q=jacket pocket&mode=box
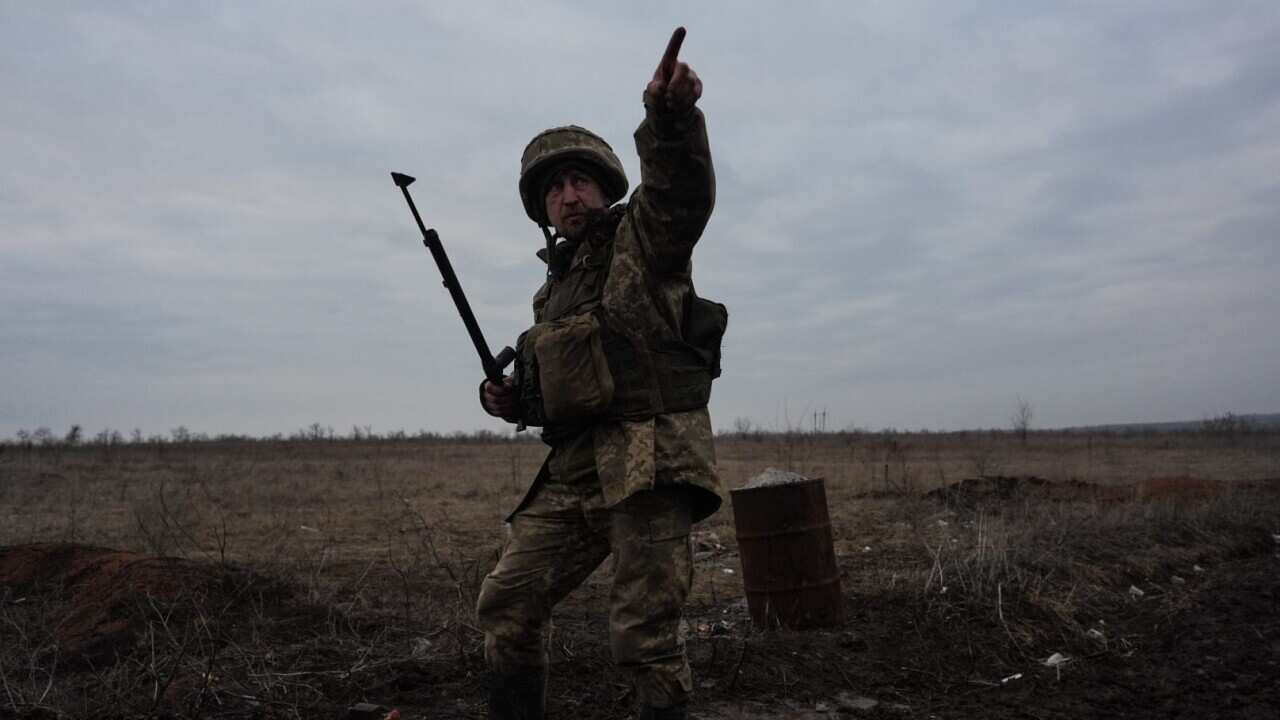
[533,313,616,422]
[684,295,728,378]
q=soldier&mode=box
[475,27,726,720]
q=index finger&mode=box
[657,27,686,76]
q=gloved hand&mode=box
[479,376,520,423]
[644,27,701,116]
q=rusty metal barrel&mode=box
[730,477,843,629]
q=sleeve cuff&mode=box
[642,93,699,139]
[479,378,495,417]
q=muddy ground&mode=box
[1,435,1278,718]
[5,476,1274,717]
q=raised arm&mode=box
[630,27,716,275]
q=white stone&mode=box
[1044,652,1070,667]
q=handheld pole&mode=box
[391,171,515,383]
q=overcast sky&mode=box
[3,1,1278,438]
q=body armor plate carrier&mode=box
[514,214,726,439]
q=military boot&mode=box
[637,702,689,720]
[487,668,546,720]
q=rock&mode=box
[694,531,723,552]
[347,704,393,720]
[1043,652,1070,667]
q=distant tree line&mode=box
[4,410,1274,451]
[718,410,1276,440]
[1198,412,1257,436]
[3,423,537,449]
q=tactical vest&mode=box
[515,210,726,438]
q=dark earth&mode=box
[2,478,1278,719]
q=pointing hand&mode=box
[645,27,702,115]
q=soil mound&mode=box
[925,475,1086,505]
[0,543,294,665]
[926,475,1276,507]
[1132,475,1238,500]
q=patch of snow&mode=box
[740,467,810,489]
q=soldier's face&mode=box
[544,166,606,239]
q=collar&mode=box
[535,205,625,266]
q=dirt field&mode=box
[1,430,1278,719]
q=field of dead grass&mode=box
[1,430,1277,718]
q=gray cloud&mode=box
[3,1,1278,437]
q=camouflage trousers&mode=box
[475,481,694,708]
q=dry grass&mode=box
[1,430,1278,718]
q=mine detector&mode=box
[390,171,516,384]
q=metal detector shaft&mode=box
[391,171,515,384]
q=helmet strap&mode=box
[541,224,560,282]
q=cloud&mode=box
[2,1,1279,437]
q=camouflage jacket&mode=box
[524,106,722,523]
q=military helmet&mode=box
[519,125,628,225]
